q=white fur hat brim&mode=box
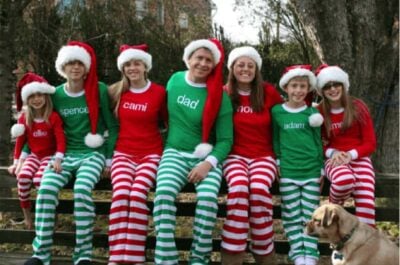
[183,39,221,69]
[21,82,55,102]
[317,66,349,92]
[279,68,317,90]
[227,46,262,70]
[117,49,152,72]
[55,45,91,78]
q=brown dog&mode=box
[305,203,399,265]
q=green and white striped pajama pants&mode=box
[31,152,105,265]
[279,178,320,262]
[153,148,222,265]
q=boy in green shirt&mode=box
[271,65,324,265]
[25,41,118,265]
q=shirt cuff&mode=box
[105,159,112,167]
[325,148,337,158]
[348,149,358,160]
[20,152,29,160]
[276,159,280,166]
[13,159,19,165]
[54,152,64,160]
[321,168,325,176]
[205,155,218,168]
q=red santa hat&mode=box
[55,41,103,148]
[117,44,152,72]
[227,46,262,70]
[15,72,55,112]
[315,64,350,93]
[182,38,222,69]
[182,38,224,158]
[279,64,317,90]
[12,72,55,138]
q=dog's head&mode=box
[305,203,357,242]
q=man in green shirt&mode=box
[153,39,233,265]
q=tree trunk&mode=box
[0,0,31,165]
[291,0,399,174]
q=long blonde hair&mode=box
[108,61,148,117]
[25,94,53,128]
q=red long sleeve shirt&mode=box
[319,99,376,159]
[114,82,167,157]
[230,83,283,158]
[14,111,66,160]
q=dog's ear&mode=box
[322,206,338,227]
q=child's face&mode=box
[123,59,147,84]
[284,77,310,106]
[64,60,86,81]
[322,82,344,104]
[232,56,257,86]
[27,93,46,110]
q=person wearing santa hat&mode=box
[8,72,65,230]
[152,38,233,264]
[24,41,118,265]
[315,64,376,227]
[219,46,283,265]
[271,65,324,265]
[107,44,167,265]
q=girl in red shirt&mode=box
[8,72,65,229]
[107,44,167,265]
[316,64,376,226]
[221,46,283,265]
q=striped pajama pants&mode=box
[31,152,105,265]
[325,157,375,226]
[280,178,320,261]
[17,154,51,209]
[221,155,276,256]
[108,152,160,264]
[153,148,222,265]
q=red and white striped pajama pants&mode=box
[221,154,277,255]
[108,152,160,264]
[17,154,51,209]
[325,156,375,226]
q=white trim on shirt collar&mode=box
[185,71,206,88]
[129,81,151,94]
[331,107,344,114]
[238,89,251,96]
[63,84,85,97]
[282,103,307,113]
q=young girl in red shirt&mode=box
[8,72,65,229]
[316,64,376,226]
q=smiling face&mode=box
[322,82,344,106]
[63,60,86,81]
[27,92,46,110]
[284,76,310,108]
[187,48,215,83]
[123,59,147,85]
[232,56,256,88]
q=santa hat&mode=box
[280,65,323,127]
[182,39,222,69]
[182,38,224,158]
[117,44,152,72]
[55,41,104,148]
[15,72,55,112]
[279,64,317,90]
[227,46,262,70]
[315,64,350,92]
